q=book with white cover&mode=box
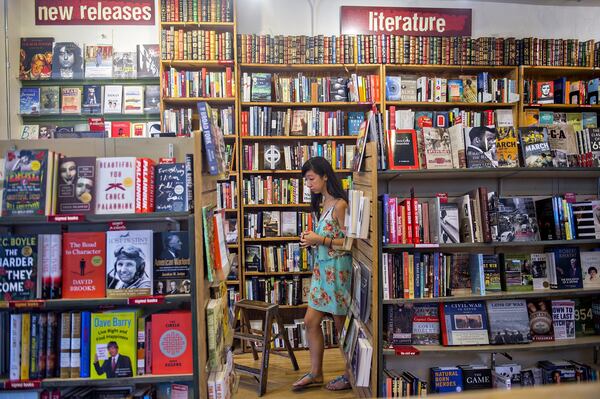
[94,157,136,214]
[103,85,123,114]
[122,85,144,115]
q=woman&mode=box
[293,157,352,391]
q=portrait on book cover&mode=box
[93,341,133,378]
[107,245,152,290]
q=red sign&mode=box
[394,345,420,356]
[4,380,42,390]
[340,6,471,37]
[48,214,84,223]
[10,300,44,310]
[108,221,127,231]
[128,296,165,305]
[35,0,155,25]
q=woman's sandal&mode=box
[292,372,324,391]
[325,375,352,391]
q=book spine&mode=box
[145,318,152,375]
[59,312,71,379]
[185,153,194,212]
[20,313,31,381]
[478,187,492,243]
[137,316,146,375]
[70,312,81,378]
[46,312,58,378]
[29,313,39,380]
[80,311,91,378]
[37,313,47,379]
[135,158,143,213]
[9,314,22,381]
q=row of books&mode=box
[382,246,600,301]
[340,291,373,388]
[19,84,159,116]
[237,34,595,67]
[0,310,192,381]
[162,67,235,98]
[216,180,237,210]
[160,28,233,61]
[164,103,234,138]
[240,107,364,137]
[385,298,600,348]
[19,120,162,140]
[2,151,193,217]
[0,231,191,301]
[388,108,506,133]
[243,211,312,239]
[20,39,158,81]
[243,142,355,171]
[201,206,231,283]
[242,176,309,205]
[161,0,233,23]
[385,74,518,103]
[163,107,193,136]
[244,275,309,306]
[0,383,192,399]
[524,110,597,129]
[244,244,312,274]
[248,317,338,351]
[524,77,600,105]
[197,102,230,176]
[242,72,380,103]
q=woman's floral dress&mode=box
[308,203,352,315]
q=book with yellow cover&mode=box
[90,311,137,379]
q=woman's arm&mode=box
[328,200,349,250]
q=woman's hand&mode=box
[300,230,322,248]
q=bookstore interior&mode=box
[4,0,600,398]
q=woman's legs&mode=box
[325,314,352,391]
[292,306,325,387]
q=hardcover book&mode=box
[90,311,137,379]
[530,253,550,290]
[82,85,102,114]
[61,87,82,114]
[496,197,540,242]
[547,124,577,167]
[347,112,365,135]
[536,81,554,104]
[483,254,501,292]
[3,149,49,216]
[440,301,490,346]
[486,299,531,344]
[244,245,262,272]
[580,251,600,288]
[439,203,460,244]
[112,52,137,79]
[0,235,38,301]
[51,42,83,80]
[411,303,440,345]
[464,126,497,168]
[539,111,554,126]
[106,230,153,298]
[548,247,582,289]
[19,37,53,80]
[389,303,414,345]
[20,88,41,115]
[40,86,60,114]
[281,212,298,237]
[399,75,417,102]
[84,45,113,78]
[122,86,144,115]
[527,299,554,341]
[20,125,39,140]
[422,127,453,169]
[290,110,308,136]
[57,156,96,214]
[519,127,553,167]
[151,311,193,374]
[144,85,160,114]
[329,77,348,101]
[496,127,518,168]
[387,129,419,170]
[103,85,123,114]
[460,75,477,102]
[385,76,402,101]
[39,124,56,139]
[551,299,575,340]
[447,79,463,102]
[137,44,160,78]
[94,157,136,214]
[574,298,596,336]
[251,73,272,102]
[155,163,187,212]
[111,121,131,138]
[500,253,533,292]
[153,232,190,296]
[262,211,281,237]
[459,365,492,390]
[62,232,106,299]
[431,367,463,393]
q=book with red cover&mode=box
[111,121,131,138]
[151,311,193,374]
[62,232,106,298]
[88,117,105,132]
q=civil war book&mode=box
[439,301,490,346]
[106,230,153,298]
[411,303,440,345]
[486,299,531,345]
[387,303,414,345]
[0,235,38,301]
[422,127,453,169]
[19,37,53,80]
[3,149,49,216]
[153,232,191,296]
[51,42,83,80]
[57,156,96,214]
[61,232,106,299]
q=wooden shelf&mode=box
[382,336,600,356]
[523,103,600,110]
[241,101,375,108]
[0,212,190,225]
[162,97,236,104]
[280,304,308,309]
[20,114,159,122]
[0,295,191,311]
[227,244,239,248]
[244,236,301,242]
[240,135,357,141]
[19,77,159,86]
[385,64,517,73]
[382,288,600,305]
[383,238,600,250]
[243,203,310,209]
[242,169,352,174]
[226,280,240,285]
[239,63,381,71]
[386,101,516,108]
[160,60,234,68]
[378,167,600,181]
[244,271,312,276]
[160,21,234,28]
[219,208,238,213]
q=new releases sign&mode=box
[340,6,471,37]
[35,0,155,25]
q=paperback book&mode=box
[82,85,102,114]
[486,299,531,344]
[57,156,96,214]
[137,44,159,78]
[51,42,84,80]
[440,301,490,346]
[155,163,187,212]
[85,45,113,78]
[40,86,60,114]
[90,311,137,378]
[0,235,38,301]
[527,299,554,341]
[61,232,106,299]
[61,87,82,114]
[551,299,575,340]
[106,230,153,298]
[465,126,498,168]
[3,149,49,216]
[19,37,53,80]
[112,52,137,79]
[94,157,136,214]
[151,311,193,374]
[20,88,41,115]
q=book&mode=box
[151,311,193,374]
[111,121,131,138]
[19,125,39,140]
[90,311,136,378]
[82,85,102,114]
[153,232,191,295]
[447,79,463,102]
[57,156,96,214]
[84,45,113,78]
[448,124,466,168]
[486,299,531,344]
[496,127,518,167]
[347,112,365,135]
[112,51,137,79]
[198,102,227,175]
[500,253,533,292]
[527,299,554,341]
[580,251,600,288]
[3,149,50,216]
[530,253,550,290]
[422,127,453,169]
[39,124,56,139]
[547,124,577,167]
[61,87,82,114]
[263,144,281,170]
[80,311,91,378]
[122,86,145,115]
[496,197,539,242]
[70,312,82,377]
[523,109,540,126]
[40,86,60,114]
[539,111,554,126]
[519,127,553,167]
[51,42,84,80]
[465,126,497,168]
[144,85,161,114]
[411,303,440,345]
[386,129,419,170]
[106,230,153,298]
[459,365,492,390]
[103,85,123,114]
[439,203,460,244]
[431,367,463,393]
[20,87,41,115]
[262,211,281,237]
[281,212,298,237]
[155,163,187,212]
[460,75,478,102]
[0,235,38,301]
[251,73,272,102]
[551,299,576,340]
[537,81,554,104]
[19,37,53,80]
[548,246,582,289]
[574,298,596,336]
[137,44,160,78]
[439,301,490,346]
[400,75,417,102]
[245,245,262,272]
[385,76,402,101]
[62,232,106,299]
[94,157,136,214]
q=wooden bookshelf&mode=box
[239,63,381,71]
[243,236,301,243]
[162,97,236,104]
[241,169,352,174]
[242,203,311,209]
[1,374,194,389]
[378,167,600,181]
[240,101,375,108]
[161,21,235,28]
[383,239,600,251]
[240,135,358,141]
[386,101,516,108]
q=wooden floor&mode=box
[233,348,356,399]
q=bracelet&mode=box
[322,236,326,245]
[329,238,333,248]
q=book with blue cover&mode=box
[197,102,226,175]
[80,311,91,378]
[547,246,582,289]
[347,112,365,135]
[385,76,402,101]
[440,301,490,346]
[587,78,599,105]
[155,163,187,212]
[82,85,102,114]
[20,87,41,115]
[250,73,272,102]
[430,367,463,393]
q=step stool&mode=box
[232,299,299,396]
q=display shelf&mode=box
[385,101,516,108]
[0,294,191,311]
[385,64,517,73]
[10,374,193,389]
[243,271,312,276]
[243,236,301,243]
[239,63,381,71]
[160,60,234,68]
[383,238,600,250]
[0,212,190,225]
[240,135,358,141]
[160,21,234,28]
[377,167,600,181]
[381,288,600,305]
[226,280,240,285]
[522,103,600,110]
[381,336,600,356]
[162,97,236,104]
[241,101,375,108]
[241,169,352,174]
[19,77,159,86]
[20,114,160,122]
[242,203,311,209]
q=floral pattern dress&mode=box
[308,204,352,315]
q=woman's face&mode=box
[60,161,77,184]
[116,258,138,283]
[58,46,75,68]
[304,170,326,195]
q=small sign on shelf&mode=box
[394,345,420,356]
[127,296,166,305]
[48,214,84,223]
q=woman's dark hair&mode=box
[301,157,348,217]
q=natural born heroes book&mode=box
[439,301,490,346]
[57,156,96,215]
[62,232,106,299]
[90,311,137,379]
[106,230,153,298]
[0,235,38,301]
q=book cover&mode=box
[39,234,62,300]
[144,85,160,114]
[40,86,60,114]
[496,127,518,168]
[262,211,281,237]
[547,124,577,167]
[447,79,463,102]
[451,253,472,295]
[111,121,131,138]
[574,298,596,336]
[80,311,91,378]
[523,109,540,126]
[539,111,554,126]
[496,197,540,242]
[549,247,583,289]
[431,367,463,393]
[197,102,227,175]
[290,110,308,136]
[281,212,298,237]
[385,76,401,101]
[51,42,83,80]
[39,124,56,139]
[57,156,96,214]
[501,253,533,292]
[122,86,144,115]
[347,112,365,135]
[91,311,137,378]
[571,202,596,239]
[151,311,193,374]
[94,157,136,214]
[387,129,419,170]
[389,303,414,345]
[155,163,187,212]
[19,37,53,80]
[103,85,123,114]
[3,149,49,216]
[440,301,490,346]
[244,245,262,272]
[460,365,493,390]
[20,125,39,140]
[422,127,453,169]
[399,75,417,102]
[551,299,575,340]
[70,312,82,378]
[460,75,477,102]
[536,81,554,104]
[464,126,497,168]
[106,230,153,297]
[580,251,600,288]
[62,232,106,299]
[112,52,137,79]
[137,44,160,78]
[531,253,550,290]
[486,299,531,344]
[61,87,82,114]
[250,73,272,102]
[483,254,502,292]
[0,235,38,301]
[329,76,348,102]
[84,45,113,78]
[527,299,554,341]
[263,144,281,170]
[225,217,238,243]
[439,203,460,244]
[448,124,466,168]
[20,87,41,115]
[411,303,440,345]
[82,85,102,114]
[582,112,598,129]
[153,232,190,295]
[519,127,553,167]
